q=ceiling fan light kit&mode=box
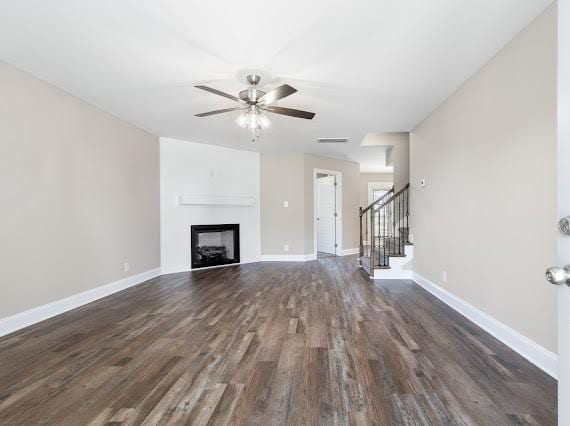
[236,106,270,130]
[195,73,315,142]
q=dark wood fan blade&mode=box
[195,107,243,117]
[258,84,297,105]
[195,85,243,103]
[263,106,315,119]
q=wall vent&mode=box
[317,138,348,143]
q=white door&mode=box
[556,3,570,423]
[317,176,336,254]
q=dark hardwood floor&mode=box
[0,256,557,425]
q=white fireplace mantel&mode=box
[177,194,256,207]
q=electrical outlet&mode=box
[284,244,289,252]
[442,270,447,283]
[124,262,130,272]
[283,201,289,208]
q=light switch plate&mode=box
[283,201,289,208]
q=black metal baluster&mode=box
[391,196,394,255]
[378,207,385,266]
[406,188,410,243]
[397,193,400,254]
[378,205,382,267]
[378,207,382,266]
[400,191,404,253]
[404,188,407,243]
[359,208,363,262]
[398,195,402,254]
[384,203,388,266]
[370,208,375,268]
[365,210,368,252]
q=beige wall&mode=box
[260,153,360,255]
[359,173,393,207]
[361,132,407,191]
[410,6,557,352]
[260,153,306,255]
[0,62,160,318]
[391,136,410,191]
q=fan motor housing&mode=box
[238,88,266,103]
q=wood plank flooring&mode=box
[0,256,557,425]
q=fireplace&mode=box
[191,224,240,269]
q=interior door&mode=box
[317,176,336,254]
[557,3,570,423]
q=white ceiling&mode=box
[0,0,553,173]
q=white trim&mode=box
[177,194,256,206]
[412,272,558,379]
[261,254,317,262]
[313,168,343,258]
[0,268,161,338]
[340,248,360,256]
[374,269,413,280]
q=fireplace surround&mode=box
[191,224,240,269]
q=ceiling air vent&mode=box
[317,138,348,143]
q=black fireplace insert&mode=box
[191,224,240,269]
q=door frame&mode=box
[313,168,342,258]
[557,1,569,422]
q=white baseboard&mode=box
[374,269,413,280]
[339,247,359,256]
[263,249,359,261]
[0,267,161,338]
[161,259,259,275]
[412,272,558,379]
[261,254,316,262]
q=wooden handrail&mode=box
[360,183,409,216]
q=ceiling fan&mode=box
[194,74,315,141]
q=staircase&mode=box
[359,183,413,279]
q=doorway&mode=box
[314,169,342,259]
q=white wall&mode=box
[160,138,261,273]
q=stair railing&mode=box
[359,183,410,272]
[359,187,393,260]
